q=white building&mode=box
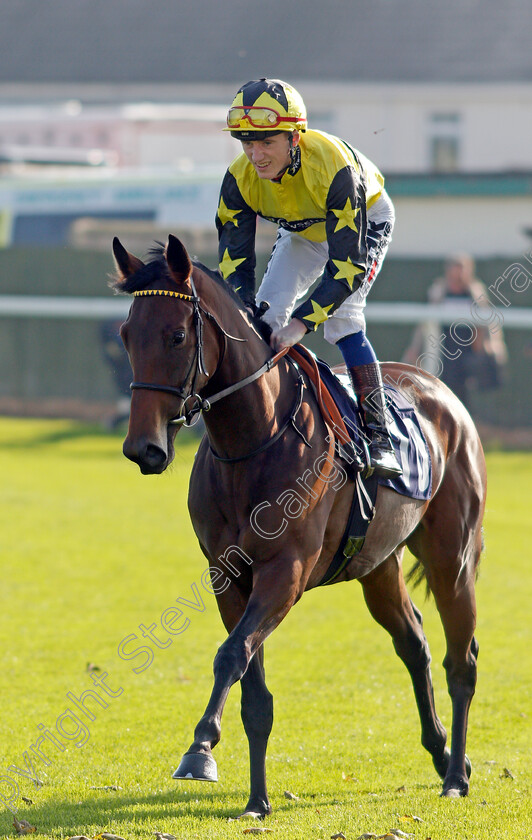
[0,0,531,256]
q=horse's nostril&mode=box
[123,437,168,473]
[143,443,167,471]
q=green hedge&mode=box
[1,246,531,425]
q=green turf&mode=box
[0,418,530,839]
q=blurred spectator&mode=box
[403,254,507,410]
[100,318,131,428]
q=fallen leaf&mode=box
[331,833,346,839]
[342,771,358,782]
[242,829,274,835]
[95,834,127,840]
[177,669,192,682]
[500,767,514,779]
[90,785,121,791]
[21,797,33,806]
[284,790,299,800]
[13,818,36,836]
[357,834,378,839]
[86,662,101,672]
[395,785,406,793]
[65,836,92,840]
[389,830,414,838]
[399,815,424,823]
[154,834,177,840]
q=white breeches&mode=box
[256,189,394,345]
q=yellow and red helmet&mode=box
[225,78,307,139]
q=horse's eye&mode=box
[171,330,186,346]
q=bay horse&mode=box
[112,234,486,817]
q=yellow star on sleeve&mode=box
[331,197,360,233]
[217,197,242,227]
[303,299,334,326]
[219,248,246,279]
[332,256,365,289]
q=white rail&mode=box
[0,296,530,327]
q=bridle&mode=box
[128,276,308,460]
[130,274,222,425]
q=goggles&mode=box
[227,105,304,130]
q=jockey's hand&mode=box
[270,318,307,352]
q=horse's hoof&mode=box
[441,776,469,798]
[238,812,265,821]
[441,787,462,798]
[172,752,218,782]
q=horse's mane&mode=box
[110,243,272,342]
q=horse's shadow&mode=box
[2,782,413,835]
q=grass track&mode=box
[0,418,530,839]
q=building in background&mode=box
[0,0,531,255]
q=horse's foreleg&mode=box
[173,559,302,814]
[172,581,249,784]
[359,552,449,778]
[240,645,273,817]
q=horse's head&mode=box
[112,234,221,474]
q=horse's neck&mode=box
[198,277,291,460]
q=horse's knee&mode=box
[393,625,431,673]
[443,643,478,696]
[213,638,250,685]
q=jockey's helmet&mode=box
[225,78,307,140]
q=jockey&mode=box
[216,77,401,478]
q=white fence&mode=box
[0,295,530,327]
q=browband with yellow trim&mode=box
[132,289,197,302]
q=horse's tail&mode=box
[406,557,431,599]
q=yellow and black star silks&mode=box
[215,128,385,322]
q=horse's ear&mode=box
[165,234,193,284]
[112,237,145,280]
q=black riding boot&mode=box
[349,362,402,478]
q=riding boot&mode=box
[348,362,402,478]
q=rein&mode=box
[209,354,310,463]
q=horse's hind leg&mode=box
[407,473,483,797]
[360,550,449,778]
